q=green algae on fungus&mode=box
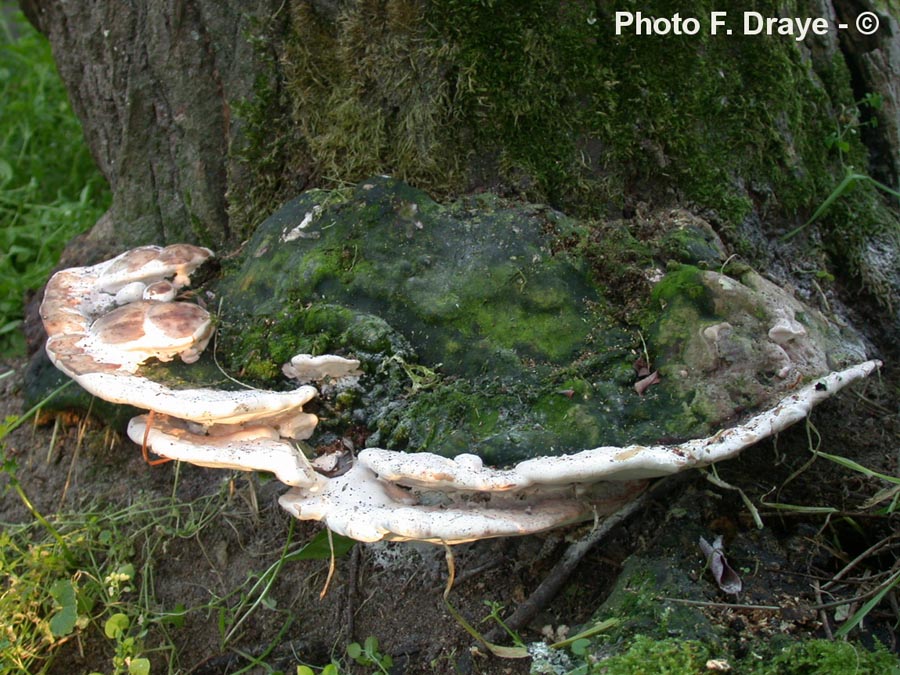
[212,177,867,466]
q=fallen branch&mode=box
[482,476,684,642]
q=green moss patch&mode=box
[230,0,900,329]
[210,178,863,464]
[216,177,712,463]
[233,1,870,229]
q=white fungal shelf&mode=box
[41,245,884,544]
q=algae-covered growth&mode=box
[215,177,863,466]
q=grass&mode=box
[0,405,229,674]
[0,11,110,355]
[782,92,900,242]
[0,452,357,674]
[0,366,361,674]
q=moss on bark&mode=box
[229,1,899,333]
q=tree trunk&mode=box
[19,0,283,252]
[19,0,900,354]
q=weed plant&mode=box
[0,11,110,354]
[0,375,359,674]
[0,383,219,674]
[782,92,900,241]
[0,436,227,673]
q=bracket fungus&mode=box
[282,353,362,385]
[39,186,884,545]
[40,244,317,433]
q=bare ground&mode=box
[1,353,897,674]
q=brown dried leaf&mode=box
[699,535,742,595]
[634,370,661,395]
[633,356,651,378]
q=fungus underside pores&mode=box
[40,244,883,544]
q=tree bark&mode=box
[18,1,900,353]
[19,0,282,253]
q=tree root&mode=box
[483,474,688,643]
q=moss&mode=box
[216,302,408,386]
[231,0,899,320]
[464,279,593,364]
[583,637,900,675]
[588,636,711,675]
[598,556,720,644]
[231,1,899,318]
[645,265,717,369]
[656,225,725,268]
[753,640,900,675]
[571,539,900,675]
[650,265,712,313]
[372,380,501,456]
[232,0,878,237]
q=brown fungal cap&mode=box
[143,280,177,302]
[45,334,122,376]
[41,245,216,378]
[88,300,213,366]
[96,244,213,294]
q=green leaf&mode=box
[217,606,228,641]
[159,603,187,628]
[129,657,151,675]
[284,529,355,562]
[550,617,619,649]
[346,642,362,660]
[864,483,900,512]
[0,320,23,335]
[364,635,379,654]
[815,450,900,485]
[570,638,591,656]
[781,170,867,241]
[321,663,339,675]
[834,570,900,639]
[443,597,530,659]
[296,667,315,675]
[48,578,78,637]
[104,612,130,639]
[863,92,883,110]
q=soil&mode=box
[1,351,897,675]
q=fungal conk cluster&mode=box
[41,245,883,544]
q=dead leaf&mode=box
[634,370,661,395]
[633,356,651,377]
[699,535,742,595]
